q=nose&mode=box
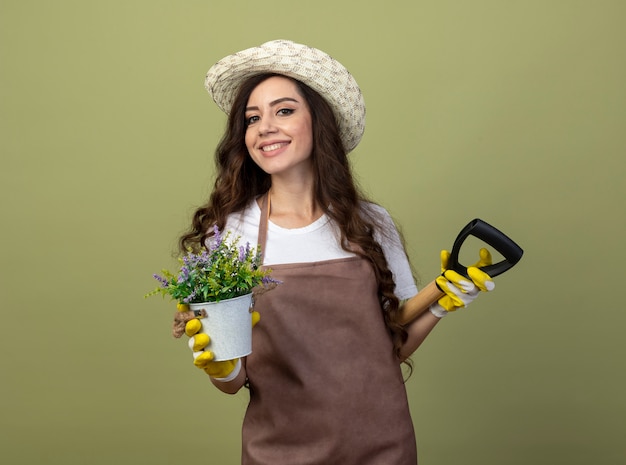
[258,115,277,136]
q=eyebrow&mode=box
[245,97,300,112]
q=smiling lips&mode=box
[261,142,289,152]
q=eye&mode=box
[245,115,260,126]
[277,108,294,116]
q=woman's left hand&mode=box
[430,248,495,317]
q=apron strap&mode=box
[257,192,270,264]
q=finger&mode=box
[467,266,495,292]
[472,248,493,268]
[251,311,261,328]
[204,359,238,378]
[190,333,210,352]
[193,350,215,369]
[440,250,451,273]
[436,275,466,307]
[185,318,202,337]
[436,294,458,312]
[442,270,476,293]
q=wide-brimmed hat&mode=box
[204,39,366,153]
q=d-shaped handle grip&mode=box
[399,218,523,326]
[448,219,524,278]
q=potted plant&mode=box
[146,226,279,360]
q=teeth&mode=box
[262,143,285,152]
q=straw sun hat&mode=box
[204,39,366,153]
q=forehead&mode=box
[247,75,301,102]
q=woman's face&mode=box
[244,76,313,178]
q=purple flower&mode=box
[182,290,197,304]
[208,225,222,252]
[177,266,189,284]
[147,223,280,304]
[153,273,169,288]
[262,275,282,285]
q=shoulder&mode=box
[226,199,260,227]
[359,201,394,224]
[359,200,389,216]
[359,201,399,238]
[202,199,261,249]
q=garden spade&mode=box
[400,219,523,325]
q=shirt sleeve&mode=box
[368,204,418,301]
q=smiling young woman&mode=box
[173,40,495,465]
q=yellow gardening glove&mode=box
[174,303,260,380]
[430,248,495,317]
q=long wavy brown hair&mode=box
[180,73,411,365]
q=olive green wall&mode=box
[2,1,624,464]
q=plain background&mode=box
[1,1,625,464]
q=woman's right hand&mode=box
[184,312,241,379]
[173,303,260,380]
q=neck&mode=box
[266,179,322,229]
